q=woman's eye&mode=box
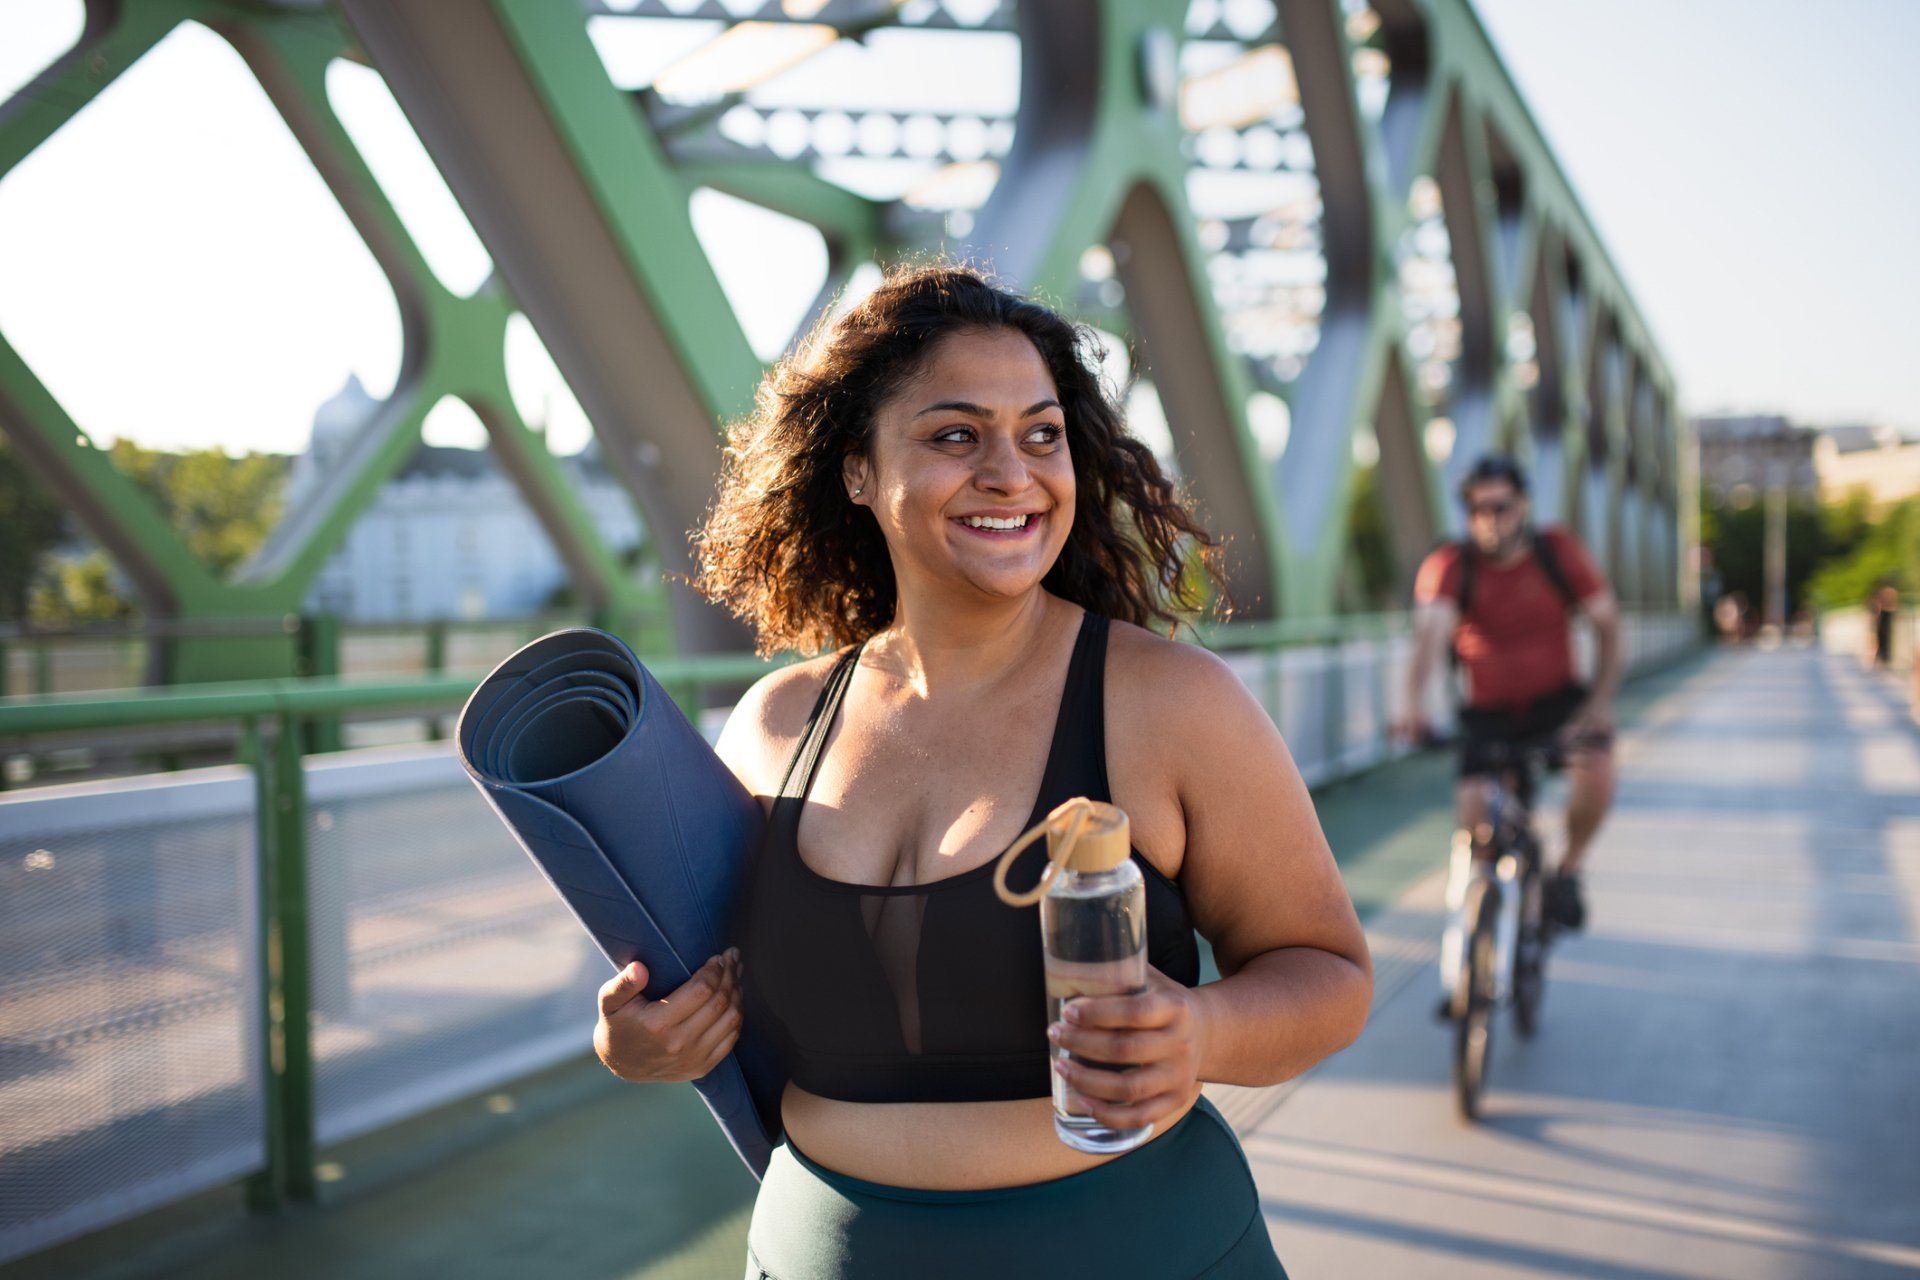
[930,423,1061,446]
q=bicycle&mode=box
[1440,736,1562,1121]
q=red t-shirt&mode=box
[1414,526,1607,711]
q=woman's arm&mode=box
[1172,644,1373,1084]
[1050,636,1371,1128]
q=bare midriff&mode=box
[780,1085,1200,1190]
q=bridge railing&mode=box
[0,611,1698,1263]
[0,613,630,701]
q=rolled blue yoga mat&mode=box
[456,628,785,1178]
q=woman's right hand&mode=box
[593,949,742,1084]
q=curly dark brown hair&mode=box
[693,262,1225,655]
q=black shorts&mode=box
[1456,684,1604,778]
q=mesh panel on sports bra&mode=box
[862,892,928,1053]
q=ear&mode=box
[842,453,872,505]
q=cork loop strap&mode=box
[993,796,1096,908]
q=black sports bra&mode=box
[739,612,1201,1104]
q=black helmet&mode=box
[1458,454,1528,503]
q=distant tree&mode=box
[1808,497,1918,611]
[0,436,67,621]
[28,551,138,625]
[542,535,658,612]
[13,441,291,623]
[1698,485,1833,617]
[1344,462,1398,610]
[1821,489,1876,555]
[108,440,289,576]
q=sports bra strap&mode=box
[777,644,864,801]
[1034,612,1111,804]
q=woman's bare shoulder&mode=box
[713,650,845,799]
[1105,620,1275,760]
[1106,620,1249,713]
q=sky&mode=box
[1469,0,1920,432]
[0,0,1915,461]
[0,10,831,457]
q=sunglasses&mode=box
[1466,498,1516,517]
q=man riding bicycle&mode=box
[1395,454,1623,933]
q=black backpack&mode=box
[1450,529,1582,671]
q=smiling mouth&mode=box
[952,511,1045,540]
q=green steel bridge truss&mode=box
[0,0,1687,683]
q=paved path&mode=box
[1245,647,1920,1279]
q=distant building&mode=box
[293,377,644,622]
[1814,423,1920,513]
[1693,414,1818,505]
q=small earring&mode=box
[851,486,864,498]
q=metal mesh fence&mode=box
[441,626,549,676]
[1279,646,1339,784]
[0,768,263,1264]
[337,624,563,681]
[338,633,429,678]
[1220,641,1426,788]
[1,639,146,698]
[1338,637,1390,774]
[302,744,608,1147]
[1619,610,1697,675]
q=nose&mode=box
[973,432,1032,494]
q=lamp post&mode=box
[1763,457,1787,636]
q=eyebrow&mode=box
[912,399,1062,419]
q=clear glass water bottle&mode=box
[1037,801,1153,1154]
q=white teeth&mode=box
[962,513,1031,530]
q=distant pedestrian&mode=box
[1870,580,1900,668]
[1713,592,1746,646]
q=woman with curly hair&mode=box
[592,262,1369,1278]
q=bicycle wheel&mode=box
[1514,867,1546,1040]
[1452,878,1498,1121]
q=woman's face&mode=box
[848,327,1076,607]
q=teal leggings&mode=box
[743,1097,1286,1279]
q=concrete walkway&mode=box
[1245,647,1920,1279]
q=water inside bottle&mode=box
[1042,884,1154,1154]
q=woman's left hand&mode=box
[1048,966,1209,1133]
